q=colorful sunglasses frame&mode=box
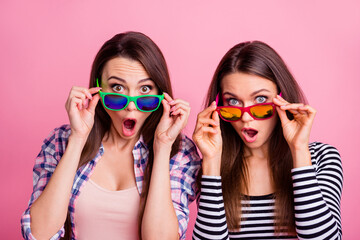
[96,78,164,112]
[215,93,276,121]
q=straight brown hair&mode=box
[62,31,180,239]
[203,41,306,233]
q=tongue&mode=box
[246,130,258,137]
[124,120,135,129]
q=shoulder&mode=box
[43,124,71,141]
[309,142,342,171]
[179,134,197,153]
[171,134,201,167]
[40,124,71,154]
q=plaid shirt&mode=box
[21,124,201,240]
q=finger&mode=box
[212,111,221,130]
[197,118,219,127]
[171,108,188,118]
[68,97,83,112]
[299,105,317,121]
[69,88,93,105]
[199,126,218,134]
[161,98,171,116]
[280,103,305,110]
[273,97,287,107]
[280,104,308,116]
[87,94,100,113]
[274,95,299,108]
[71,86,101,100]
[163,92,174,103]
[299,105,317,114]
[167,98,190,107]
[170,103,190,114]
[89,87,102,94]
[197,101,217,119]
[69,93,88,110]
[83,99,89,109]
[69,91,87,102]
[80,88,93,100]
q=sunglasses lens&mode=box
[250,105,274,119]
[104,95,128,110]
[137,96,161,111]
[219,107,242,121]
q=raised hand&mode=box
[193,101,222,175]
[154,93,190,148]
[274,94,316,152]
[65,86,101,140]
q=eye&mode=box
[226,98,239,106]
[140,85,152,94]
[112,84,124,93]
[255,96,267,103]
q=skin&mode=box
[30,57,189,240]
[193,72,316,195]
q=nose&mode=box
[241,111,254,122]
[126,100,137,111]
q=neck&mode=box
[103,124,140,152]
[243,142,269,161]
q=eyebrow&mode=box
[250,89,272,96]
[107,76,153,84]
[223,89,271,98]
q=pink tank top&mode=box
[74,179,140,240]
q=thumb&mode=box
[88,94,100,114]
[161,99,170,118]
[276,106,289,126]
[212,110,221,131]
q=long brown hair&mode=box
[62,31,180,239]
[204,41,306,233]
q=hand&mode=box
[192,101,222,163]
[154,93,190,149]
[274,94,316,151]
[65,86,101,140]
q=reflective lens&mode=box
[100,91,163,112]
[104,94,127,110]
[218,107,242,121]
[250,105,274,119]
[217,103,275,122]
[137,96,161,111]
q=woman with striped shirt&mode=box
[192,41,342,239]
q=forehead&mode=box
[221,72,277,96]
[102,57,150,81]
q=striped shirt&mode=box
[193,142,342,240]
[21,124,201,240]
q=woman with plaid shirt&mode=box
[21,32,200,240]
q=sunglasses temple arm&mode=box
[96,78,100,88]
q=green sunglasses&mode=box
[97,79,164,112]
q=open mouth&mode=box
[124,119,136,130]
[122,118,137,137]
[241,128,258,143]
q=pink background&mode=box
[1,1,359,239]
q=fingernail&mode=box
[169,100,175,104]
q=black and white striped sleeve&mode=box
[292,142,343,240]
[192,176,230,240]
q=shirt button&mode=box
[137,164,140,168]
